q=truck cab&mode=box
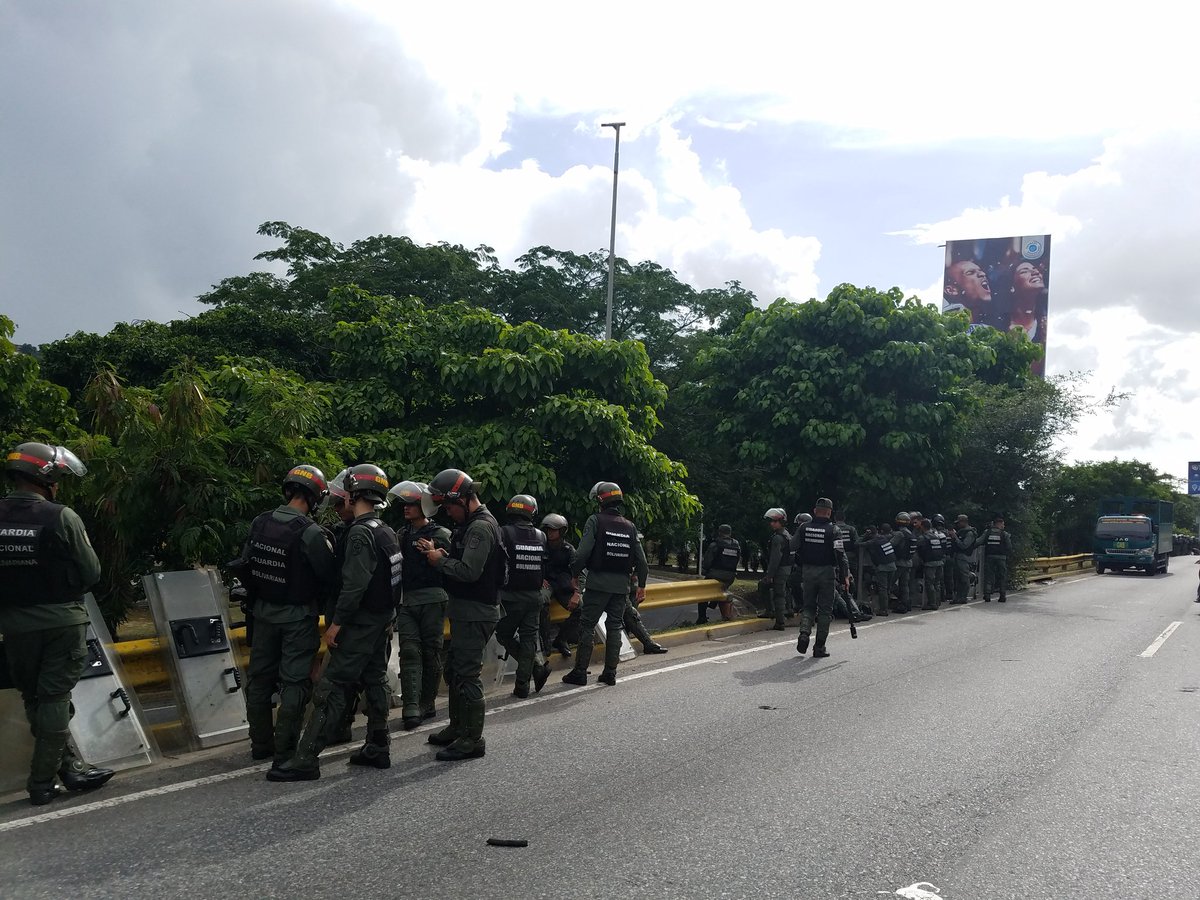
[1093,497,1174,576]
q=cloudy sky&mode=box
[2,1,1197,483]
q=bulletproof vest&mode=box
[710,537,740,572]
[546,540,575,576]
[247,512,320,607]
[985,530,1009,556]
[502,522,548,590]
[360,518,403,613]
[399,522,446,592]
[797,520,839,567]
[588,510,639,574]
[836,524,857,550]
[866,536,896,567]
[918,532,946,563]
[0,497,75,607]
[445,507,504,605]
[894,527,916,561]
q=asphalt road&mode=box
[3,565,1199,900]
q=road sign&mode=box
[1189,461,1200,496]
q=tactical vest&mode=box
[710,537,740,572]
[445,508,504,605]
[918,533,946,563]
[894,527,916,562]
[247,512,320,607]
[589,510,639,574]
[502,522,547,590]
[985,530,1009,557]
[399,522,446,592]
[797,521,839,567]
[866,536,896,567]
[360,518,403,613]
[544,540,577,603]
[0,497,75,607]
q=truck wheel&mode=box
[1096,563,1105,575]
[1145,565,1155,576]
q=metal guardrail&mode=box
[1026,553,1092,582]
[114,578,729,693]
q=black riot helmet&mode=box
[506,494,538,520]
[426,469,477,508]
[5,442,87,487]
[589,481,624,508]
[388,480,440,518]
[345,464,390,504]
[282,464,328,511]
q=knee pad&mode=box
[34,694,72,733]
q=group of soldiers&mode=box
[0,439,661,804]
[696,502,1014,654]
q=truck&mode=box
[1093,497,1174,576]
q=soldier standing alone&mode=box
[981,513,1013,602]
[796,498,845,658]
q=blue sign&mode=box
[1190,461,1200,495]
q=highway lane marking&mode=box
[0,607,948,833]
[1139,621,1182,657]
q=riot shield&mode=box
[70,595,160,771]
[143,569,248,750]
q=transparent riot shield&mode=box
[70,595,160,771]
[594,610,636,662]
[143,569,248,750]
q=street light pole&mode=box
[601,121,625,341]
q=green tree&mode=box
[0,314,78,448]
[1040,459,1178,554]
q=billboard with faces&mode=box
[942,235,1051,377]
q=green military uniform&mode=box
[865,534,897,616]
[981,526,1013,602]
[763,528,792,627]
[428,507,502,758]
[916,528,947,610]
[795,514,841,655]
[951,525,977,603]
[395,520,451,723]
[0,490,102,798]
[242,504,335,764]
[890,525,915,612]
[272,510,398,778]
[568,508,649,682]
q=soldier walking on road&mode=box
[562,481,648,688]
[698,524,739,625]
[495,494,553,699]
[542,514,581,657]
[0,442,113,807]
[389,480,451,730]
[981,513,1013,603]
[950,514,977,604]
[243,465,336,766]
[760,509,792,630]
[420,469,504,761]
[796,498,845,658]
[268,465,400,780]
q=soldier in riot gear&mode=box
[759,508,792,630]
[981,513,1013,602]
[698,524,740,625]
[562,482,648,687]
[419,469,503,761]
[795,498,845,658]
[242,465,337,767]
[496,494,553,698]
[890,512,916,613]
[268,464,400,780]
[0,442,113,806]
[787,512,812,620]
[320,468,362,746]
[542,514,581,657]
[864,524,897,616]
[389,480,451,729]
[950,514,977,604]
[915,517,948,610]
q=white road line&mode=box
[1139,621,1182,658]
[0,607,946,833]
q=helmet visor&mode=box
[321,468,351,511]
[53,447,87,477]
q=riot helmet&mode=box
[718,524,732,536]
[541,513,568,532]
[589,481,623,507]
[282,464,327,511]
[388,480,440,518]
[506,494,538,520]
[345,464,390,505]
[895,511,911,525]
[5,442,87,487]
[763,507,787,522]
[932,514,946,527]
[427,469,477,507]
[793,512,812,526]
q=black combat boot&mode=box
[348,730,391,769]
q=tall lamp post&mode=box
[601,121,625,341]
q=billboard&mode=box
[943,235,1051,377]
[1189,461,1200,496]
